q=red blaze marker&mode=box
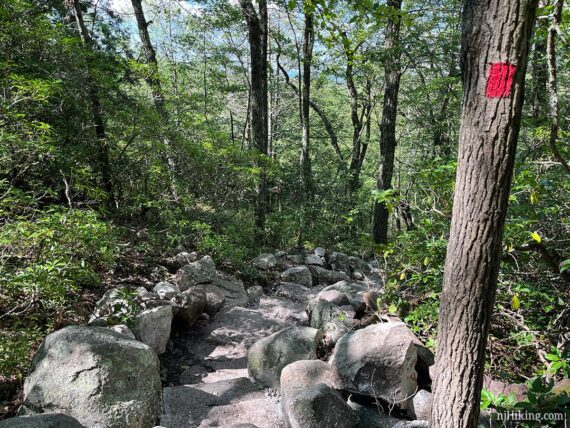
[485,62,516,98]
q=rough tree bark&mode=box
[372,0,402,244]
[300,6,315,195]
[431,1,538,427]
[532,2,548,119]
[240,0,269,244]
[67,0,114,209]
[546,0,570,174]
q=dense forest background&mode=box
[1,0,569,414]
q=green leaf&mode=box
[530,232,541,243]
[388,304,398,314]
[511,295,520,311]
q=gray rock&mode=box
[153,282,179,299]
[179,255,216,290]
[314,247,326,258]
[92,288,138,320]
[321,280,369,296]
[309,266,350,285]
[108,324,135,339]
[174,251,196,266]
[133,305,173,354]
[23,326,161,428]
[281,266,313,287]
[174,288,206,327]
[304,255,324,267]
[307,290,350,312]
[348,256,372,274]
[248,285,265,302]
[286,255,303,265]
[330,322,418,407]
[408,389,432,421]
[327,252,350,273]
[253,253,277,270]
[134,286,157,303]
[276,282,315,303]
[204,289,226,316]
[0,414,84,428]
[248,326,318,388]
[283,383,356,428]
[207,272,248,308]
[309,300,353,345]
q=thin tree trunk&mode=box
[546,0,570,174]
[276,55,343,161]
[301,7,314,195]
[431,1,538,426]
[532,4,548,119]
[240,0,269,244]
[130,0,179,199]
[67,0,114,209]
[372,0,402,244]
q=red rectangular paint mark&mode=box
[485,63,516,98]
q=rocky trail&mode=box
[3,248,448,428]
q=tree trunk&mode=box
[431,1,538,426]
[300,7,314,195]
[240,0,269,244]
[372,0,402,244]
[67,0,114,209]
[546,0,570,174]
[532,14,548,119]
[130,0,179,199]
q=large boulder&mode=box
[23,326,161,428]
[132,305,173,354]
[321,280,368,296]
[248,326,319,388]
[178,255,216,290]
[282,266,313,287]
[0,414,84,428]
[309,266,350,285]
[330,322,418,407]
[252,253,277,270]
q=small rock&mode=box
[248,326,319,388]
[310,300,354,345]
[150,265,169,282]
[286,384,356,428]
[0,414,84,428]
[314,247,326,258]
[108,324,135,339]
[252,253,277,270]
[321,280,368,296]
[133,305,173,354]
[327,251,350,273]
[178,255,216,290]
[352,270,364,280]
[304,255,325,266]
[173,288,206,328]
[282,266,313,287]
[309,266,350,285]
[134,286,157,303]
[153,281,179,299]
[408,390,432,421]
[204,289,226,316]
[247,285,264,303]
[308,289,350,311]
[276,282,314,303]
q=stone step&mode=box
[161,377,282,427]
